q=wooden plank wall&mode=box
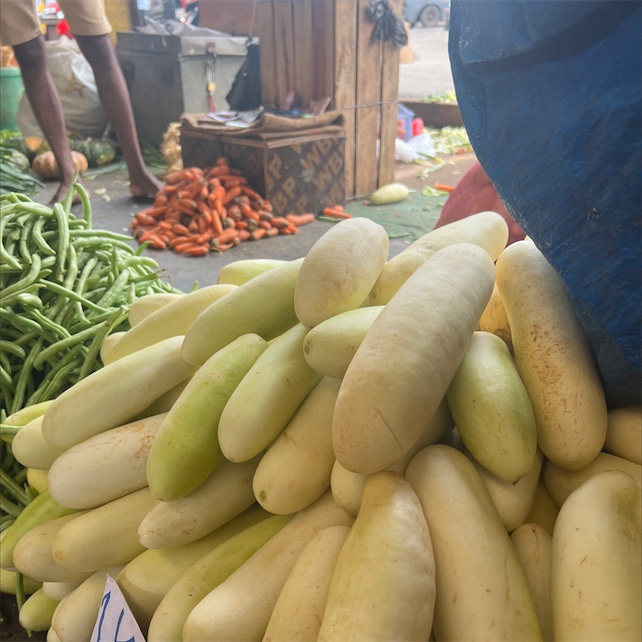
[255,0,402,200]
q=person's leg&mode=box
[74,34,162,199]
[13,37,78,205]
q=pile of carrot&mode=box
[130,160,317,256]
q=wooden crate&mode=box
[254,0,402,200]
[222,132,346,217]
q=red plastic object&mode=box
[435,161,526,245]
[412,117,424,137]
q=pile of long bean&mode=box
[0,183,181,417]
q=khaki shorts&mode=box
[0,0,111,47]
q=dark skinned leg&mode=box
[13,36,78,205]
[75,34,162,199]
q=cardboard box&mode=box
[222,132,346,216]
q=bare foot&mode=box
[130,169,163,201]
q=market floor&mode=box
[32,153,478,293]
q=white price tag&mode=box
[89,575,146,642]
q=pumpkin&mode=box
[31,151,88,180]
[70,137,117,167]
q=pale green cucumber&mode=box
[147,513,293,642]
[51,488,158,573]
[218,323,322,463]
[0,490,80,571]
[217,258,289,286]
[333,243,495,474]
[294,218,389,328]
[182,491,354,642]
[264,524,351,642]
[127,292,182,327]
[253,377,341,515]
[138,456,261,549]
[1,400,53,444]
[104,283,236,364]
[147,334,268,502]
[116,504,271,635]
[302,306,384,378]
[10,415,65,469]
[182,257,304,366]
[446,331,538,482]
[13,512,91,583]
[41,336,197,451]
[318,472,435,641]
[18,588,59,632]
[47,414,167,510]
[369,211,508,305]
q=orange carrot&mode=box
[265,227,279,238]
[216,156,229,167]
[211,210,224,236]
[322,208,351,219]
[222,186,243,205]
[214,229,240,245]
[237,229,251,241]
[270,217,289,229]
[165,169,195,185]
[250,228,267,241]
[286,213,316,226]
[434,183,456,193]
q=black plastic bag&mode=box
[226,38,261,111]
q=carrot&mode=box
[222,186,243,205]
[208,166,231,177]
[172,223,190,236]
[139,232,167,249]
[237,229,251,241]
[259,211,273,222]
[239,203,259,221]
[265,227,279,238]
[216,157,229,167]
[221,177,248,188]
[227,205,242,221]
[177,198,198,211]
[165,169,195,185]
[286,213,316,226]
[157,220,174,231]
[434,183,456,193]
[154,194,169,207]
[250,228,267,241]
[134,212,157,227]
[270,217,289,229]
[322,207,352,220]
[213,229,240,245]
[258,219,272,231]
[211,210,224,236]
[181,246,210,256]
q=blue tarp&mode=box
[449,0,642,406]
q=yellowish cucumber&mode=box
[263,524,351,642]
[524,479,559,537]
[253,377,340,515]
[147,334,268,502]
[293,218,389,328]
[369,210,508,305]
[302,306,384,378]
[0,490,79,571]
[18,587,59,632]
[42,577,88,601]
[13,512,91,583]
[47,413,167,510]
[334,243,495,474]
[117,504,271,634]
[330,399,453,516]
[41,336,196,451]
[368,182,409,205]
[10,415,64,469]
[50,565,126,642]
[406,444,542,641]
[604,405,641,464]
[104,283,236,364]
[543,451,641,508]
[127,292,182,327]
[181,257,304,366]
[51,487,158,573]
[138,456,260,549]
[478,282,513,352]
[1,400,53,444]
[0,561,42,595]
[511,523,554,642]
[318,471,435,641]
[182,491,354,642]
[99,330,126,364]
[217,258,289,286]
[27,468,49,493]
[495,238,608,471]
[447,331,537,482]
[551,470,641,641]
[218,324,322,463]
[468,448,544,533]
[147,513,293,642]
